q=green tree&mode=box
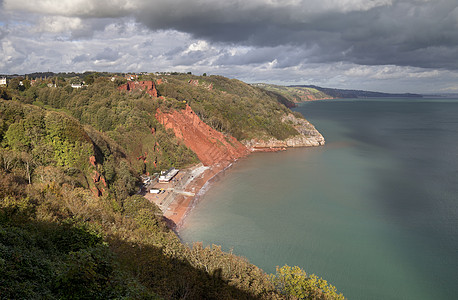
[271,265,345,300]
[0,87,12,100]
[84,74,95,85]
[22,79,31,90]
[7,78,21,90]
[20,152,34,184]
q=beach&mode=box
[143,160,238,229]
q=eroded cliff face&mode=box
[156,105,249,166]
[243,113,325,151]
[118,81,158,97]
[156,106,324,165]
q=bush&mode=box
[272,265,345,300]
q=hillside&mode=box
[0,73,343,299]
[292,85,422,98]
[253,83,334,104]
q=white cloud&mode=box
[35,16,84,33]
[0,40,25,71]
[3,0,135,18]
[185,40,210,53]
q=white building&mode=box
[158,168,179,183]
[0,77,6,86]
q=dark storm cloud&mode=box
[130,0,458,70]
[4,0,458,70]
[2,0,458,93]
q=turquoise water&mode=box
[180,98,458,300]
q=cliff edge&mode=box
[157,105,324,163]
[156,104,249,166]
[243,113,325,151]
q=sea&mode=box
[180,98,458,300]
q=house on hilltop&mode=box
[71,83,83,88]
[0,77,6,86]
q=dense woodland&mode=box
[0,73,344,299]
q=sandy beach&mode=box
[143,160,237,230]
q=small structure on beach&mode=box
[149,188,161,194]
[140,175,151,185]
[158,167,179,183]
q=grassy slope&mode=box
[254,84,334,103]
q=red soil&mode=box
[89,155,96,167]
[156,104,249,166]
[118,81,158,97]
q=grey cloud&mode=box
[165,49,216,66]
[132,0,458,70]
[4,0,458,70]
[171,52,207,66]
[164,46,186,57]
[215,46,309,68]
[94,47,119,61]
[72,54,90,63]
[4,0,133,19]
[0,27,8,40]
[2,0,458,93]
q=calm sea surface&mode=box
[180,98,458,300]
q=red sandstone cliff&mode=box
[156,105,249,166]
[118,81,158,97]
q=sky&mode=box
[1,0,458,93]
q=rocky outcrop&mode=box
[89,155,96,167]
[88,156,107,197]
[243,113,325,151]
[156,105,249,166]
[188,79,199,86]
[118,81,158,97]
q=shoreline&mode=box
[146,145,318,232]
[144,159,239,231]
[145,146,325,231]
[148,145,298,231]
[172,160,237,230]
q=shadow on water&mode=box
[370,168,458,300]
[296,99,458,299]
